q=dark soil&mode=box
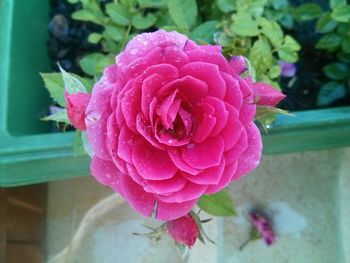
[48,0,105,74]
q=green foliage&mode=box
[198,190,236,216]
[215,0,300,85]
[41,109,71,124]
[168,0,198,30]
[64,0,300,86]
[297,2,350,106]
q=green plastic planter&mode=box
[1,0,350,187]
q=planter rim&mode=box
[1,106,350,186]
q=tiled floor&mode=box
[45,147,350,263]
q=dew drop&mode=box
[85,111,101,123]
[130,48,138,55]
[187,143,194,149]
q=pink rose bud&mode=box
[250,211,276,245]
[252,82,286,107]
[65,91,90,130]
[166,214,199,248]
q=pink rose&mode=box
[86,30,282,220]
[65,91,90,130]
[166,214,199,248]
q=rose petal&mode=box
[156,198,198,221]
[158,76,208,105]
[183,157,226,185]
[180,62,226,100]
[224,128,248,165]
[112,173,156,217]
[156,182,207,203]
[137,114,165,150]
[144,173,187,195]
[168,148,201,175]
[202,96,228,137]
[91,156,121,187]
[132,138,177,180]
[85,81,113,160]
[121,85,141,132]
[229,56,247,75]
[187,49,230,73]
[235,123,262,178]
[205,160,238,194]
[117,126,136,163]
[183,136,225,169]
[220,104,242,151]
[222,72,243,109]
[120,30,188,66]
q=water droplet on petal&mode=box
[130,48,138,55]
[86,111,101,124]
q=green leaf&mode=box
[258,18,283,47]
[104,24,124,42]
[317,81,346,106]
[295,3,323,21]
[106,3,130,26]
[230,13,259,37]
[40,73,66,107]
[79,53,114,76]
[331,4,350,23]
[316,13,338,33]
[73,130,86,155]
[88,33,103,44]
[132,13,157,30]
[342,36,350,53]
[82,131,93,157]
[190,20,218,44]
[278,48,298,63]
[198,190,236,216]
[168,0,197,29]
[58,64,88,94]
[236,0,266,16]
[323,63,349,80]
[316,34,342,49]
[283,35,301,51]
[41,109,71,124]
[330,0,346,9]
[67,0,79,3]
[72,9,103,25]
[217,0,236,13]
[174,242,189,259]
[272,0,288,10]
[249,37,273,75]
[268,64,281,79]
[137,0,167,8]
